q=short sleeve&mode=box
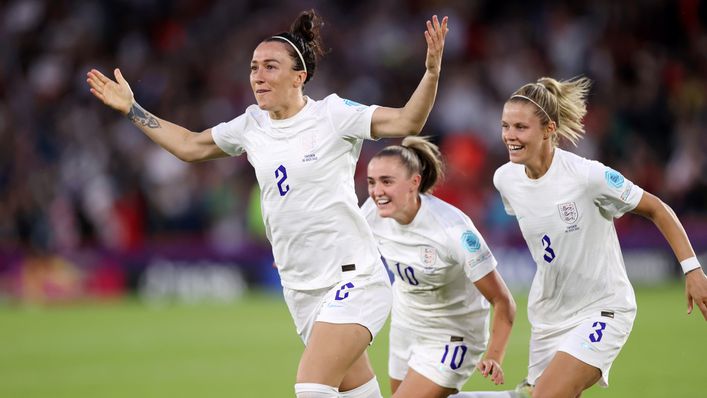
[493,168,515,216]
[588,161,644,218]
[324,94,378,141]
[211,113,248,156]
[450,221,497,282]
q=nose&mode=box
[369,182,383,197]
[251,68,264,84]
[502,127,514,142]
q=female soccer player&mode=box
[493,76,707,398]
[86,9,449,398]
[362,136,516,398]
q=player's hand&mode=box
[476,358,505,385]
[685,268,707,320]
[86,68,134,115]
[423,15,449,76]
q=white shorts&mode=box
[528,310,635,387]
[388,325,486,391]
[283,262,392,345]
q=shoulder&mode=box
[555,148,595,177]
[493,161,520,190]
[235,104,269,127]
[423,195,471,230]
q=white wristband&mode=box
[680,257,701,274]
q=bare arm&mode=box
[86,68,228,162]
[370,15,449,139]
[631,191,707,320]
[473,269,516,385]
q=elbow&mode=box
[173,148,199,163]
[500,293,517,325]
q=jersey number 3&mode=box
[275,165,289,196]
[541,234,556,263]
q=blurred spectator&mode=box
[1,0,705,274]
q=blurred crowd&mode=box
[1,0,706,258]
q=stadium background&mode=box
[0,0,705,396]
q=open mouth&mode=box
[508,144,524,152]
[375,197,391,207]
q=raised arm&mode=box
[370,15,449,139]
[631,191,707,320]
[86,68,228,162]
[473,270,516,385]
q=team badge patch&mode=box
[604,168,624,189]
[461,231,481,253]
[558,202,578,224]
[419,246,437,273]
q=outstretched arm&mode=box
[370,15,449,139]
[631,191,707,320]
[473,270,516,385]
[86,68,227,162]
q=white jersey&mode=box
[493,148,644,332]
[211,94,380,290]
[361,194,497,339]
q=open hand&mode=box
[686,268,707,320]
[423,15,449,76]
[86,68,134,115]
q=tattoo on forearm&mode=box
[127,103,161,128]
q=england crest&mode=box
[420,246,437,273]
[558,202,578,224]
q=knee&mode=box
[295,382,340,398]
[532,382,582,398]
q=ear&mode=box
[410,174,422,192]
[544,120,557,140]
[293,71,307,88]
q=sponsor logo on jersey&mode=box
[419,246,437,273]
[604,168,625,189]
[558,202,578,224]
[461,231,481,253]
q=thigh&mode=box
[532,351,600,398]
[340,350,376,392]
[392,368,457,398]
[297,321,372,386]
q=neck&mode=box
[525,147,556,179]
[269,95,306,120]
[394,194,422,225]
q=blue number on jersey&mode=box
[275,165,289,196]
[395,263,419,286]
[542,234,556,263]
[440,344,468,370]
[589,321,607,342]
[335,282,355,301]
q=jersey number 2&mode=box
[275,165,289,196]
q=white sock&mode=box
[449,391,523,398]
[340,376,382,398]
[295,382,340,398]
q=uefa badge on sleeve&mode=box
[461,231,481,253]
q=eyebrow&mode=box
[251,58,281,64]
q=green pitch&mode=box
[0,283,704,397]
